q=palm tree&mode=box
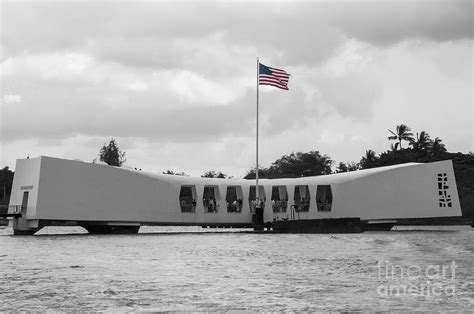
[388,124,414,149]
[360,149,378,169]
[365,149,377,161]
[410,131,432,153]
[390,142,399,151]
[430,137,447,157]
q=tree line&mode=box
[244,124,457,178]
[90,124,459,179]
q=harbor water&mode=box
[1,225,473,311]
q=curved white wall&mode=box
[9,156,462,227]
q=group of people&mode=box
[249,199,265,212]
[180,199,197,212]
[181,197,316,213]
[226,199,243,213]
[293,197,310,212]
[316,199,332,211]
[271,199,288,213]
[203,198,218,213]
[182,198,246,213]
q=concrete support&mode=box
[9,217,41,235]
[81,225,140,234]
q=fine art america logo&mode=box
[377,261,457,297]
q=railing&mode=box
[294,201,310,212]
[203,199,219,213]
[226,203,242,213]
[317,202,332,212]
[6,205,23,217]
[272,201,288,213]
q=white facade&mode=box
[8,156,462,233]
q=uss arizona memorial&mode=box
[7,156,462,234]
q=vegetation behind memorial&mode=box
[201,170,228,179]
[162,170,188,176]
[0,167,14,206]
[244,151,333,179]
[98,138,126,167]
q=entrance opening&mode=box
[271,186,288,213]
[316,185,333,212]
[21,191,29,216]
[248,186,266,213]
[203,186,220,213]
[179,185,197,213]
[226,186,243,213]
[294,185,310,212]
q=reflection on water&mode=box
[1,226,473,311]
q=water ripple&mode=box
[0,226,473,311]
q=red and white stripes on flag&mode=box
[259,63,290,90]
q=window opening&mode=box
[203,186,220,213]
[226,186,243,213]
[316,185,332,212]
[271,186,288,213]
[179,186,197,213]
[294,185,310,212]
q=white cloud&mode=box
[1,52,93,81]
[2,94,22,104]
[167,70,239,106]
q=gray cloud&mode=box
[327,0,472,45]
[315,73,380,121]
[2,1,470,69]
[1,0,472,172]
[1,78,314,143]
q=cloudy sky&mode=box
[1,0,472,176]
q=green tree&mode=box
[336,162,348,173]
[244,151,333,179]
[201,170,227,179]
[410,131,432,155]
[388,124,414,150]
[430,137,447,157]
[0,166,14,205]
[270,151,333,177]
[359,149,378,169]
[389,142,399,151]
[336,162,359,173]
[163,170,187,176]
[99,138,126,167]
[243,168,271,179]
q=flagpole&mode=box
[256,57,260,207]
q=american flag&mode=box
[259,63,290,90]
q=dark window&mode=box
[271,186,288,213]
[179,186,197,213]
[248,186,266,213]
[21,191,29,215]
[203,186,220,213]
[316,185,333,212]
[293,185,310,212]
[226,186,243,213]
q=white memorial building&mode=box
[7,156,462,234]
